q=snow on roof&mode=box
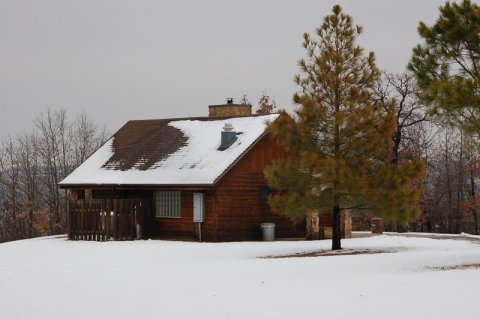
[60,114,279,186]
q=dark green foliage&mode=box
[409,0,480,136]
[266,5,424,250]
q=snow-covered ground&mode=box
[1,234,479,319]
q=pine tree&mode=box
[265,5,424,250]
[409,0,480,137]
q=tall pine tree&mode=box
[265,5,424,250]
[409,0,480,137]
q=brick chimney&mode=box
[208,98,252,118]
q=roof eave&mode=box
[59,183,215,190]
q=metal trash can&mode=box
[260,223,275,241]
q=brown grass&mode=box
[427,263,480,271]
[261,248,392,259]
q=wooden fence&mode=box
[69,198,154,241]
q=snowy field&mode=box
[1,234,480,319]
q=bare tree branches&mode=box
[0,108,108,242]
[374,71,428,164]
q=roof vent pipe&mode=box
[218,123,237,150]
[223,122,234,132]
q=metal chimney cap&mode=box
[223,123,234,132]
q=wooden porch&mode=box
[69,198,155,241]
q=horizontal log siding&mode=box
[154,190,216,241]
[215,135,303,241]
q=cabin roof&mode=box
[59,113,279,187]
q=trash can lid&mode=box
[260,223,275,227]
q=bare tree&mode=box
[255,91,278,115]
[0,138,21,240]
[0,108,109,242]
[239,94,251,105]
[34,109,68,232]
[71,110,108,166]
[16,133,46,237]
[375,72,428,164]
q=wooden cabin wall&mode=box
[215,135,304,241]
[154,190,216,241]
[88,187,217,240]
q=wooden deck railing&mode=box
[69,198,154,241]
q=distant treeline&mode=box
[0,109,108,242]
[354,122,480,235]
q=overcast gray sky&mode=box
[0,0,451,137]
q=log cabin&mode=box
[59,101,307,241]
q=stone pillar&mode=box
[306,211,320,240]
[306,210,352,240]
[342,210,352,238]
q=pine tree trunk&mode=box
[332,204,341,250]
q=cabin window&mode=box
[258,186,271,203]
[154,191,181,218]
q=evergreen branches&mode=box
[409,0,480,137]
[266,5,424,250]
